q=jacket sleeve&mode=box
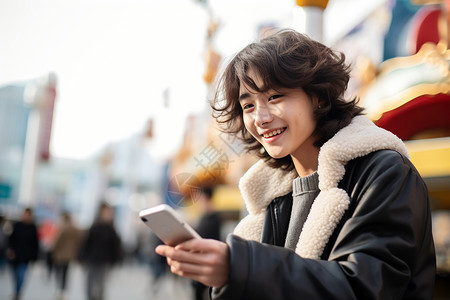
[212,151,435,300]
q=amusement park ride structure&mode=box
[359,1,450,211]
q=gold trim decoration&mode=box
[360,43,450,120]
[367,83,450,121]
[410,0,444,4]
[378,42,449,74]
[296,0,329,9]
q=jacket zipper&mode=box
[271,200,280,246]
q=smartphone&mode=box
[139,204,201,246]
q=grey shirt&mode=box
[284,172,320,250]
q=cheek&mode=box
[243,115,256,136]
[244,118,260,141]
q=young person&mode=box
[78,203,122,300]
[7,208,39,300]
[156,29,436,299]
[52,212,81,300]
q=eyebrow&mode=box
[238,93,250,102]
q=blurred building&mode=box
[0,75,86,223]
[0,83,29,207]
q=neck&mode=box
[291,146,320,177]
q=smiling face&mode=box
[239,70,320,175]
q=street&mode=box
[0,260,193,300]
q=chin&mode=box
[266,151,287,159]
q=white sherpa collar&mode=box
[233,116,409,259]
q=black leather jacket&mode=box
[213,150,436,300]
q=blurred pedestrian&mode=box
[38,218,58,280]
[52,211,81,300]
[6,207,39,300]
[78,203,122,300]
[192,186,221,300]
[0,214,8,271]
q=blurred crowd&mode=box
[0,183,232,300]
[0,204,123,300]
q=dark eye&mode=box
[241,103,254,111]
[268,95,282,101]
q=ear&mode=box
[311,96,322,110]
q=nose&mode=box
[255,104,273,127]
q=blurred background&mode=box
[0,0,449,299]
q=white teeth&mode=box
[263,128,285,138]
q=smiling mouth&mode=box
[262,127,286,138]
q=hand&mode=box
[155,238,229,288]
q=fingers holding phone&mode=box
[156,238,229,288]
[139,204,229,287]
